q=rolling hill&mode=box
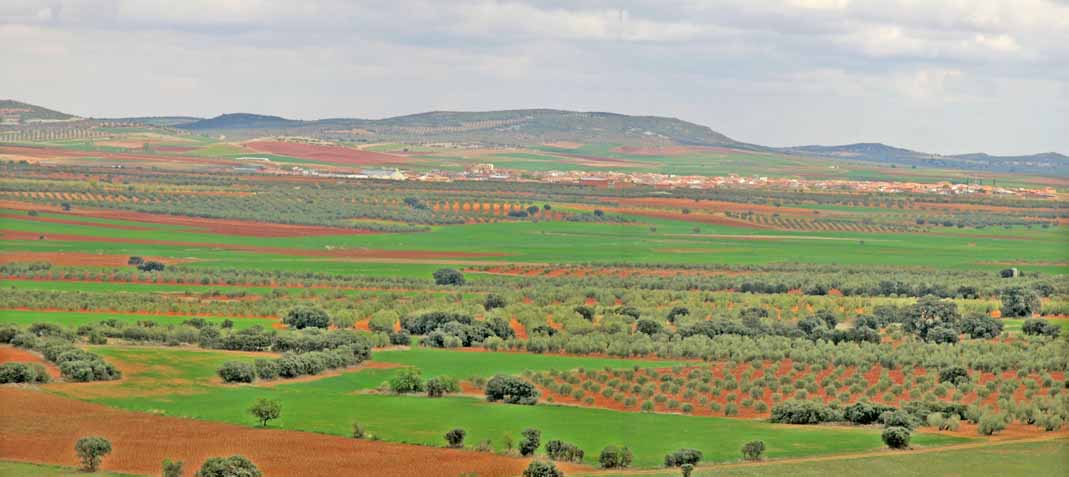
[779,143,1069,174]
[0,99,80,125]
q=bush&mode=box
[844,402,895,425]
[881,426,911,449]
[926,412,946,429]
[137,261,165,272]
[425,376,460,397]
[248,398,281,427]
[1022,319,1061,338]
[445,428,466,448]
[523,461,564,477]
[218,361,255,383]
[664,448,703,467]
[741,440,765,461]
[960,313,1003,339]
[388,368,424,393]
[195,455,261,477]
[545,439,585,463]
[879,410,919,430]
[388,330,412,346]
[1000,286,1040,317]
[770,400,840,424]
[0,362,50,384]
[681,463,695,477]
[433,268,465,285]
[978,413,1007,435]
[484,293,507,310]
[253,358,279,380]
[520,428,542,457]
[75,436,112,472]
[351,421,366,438]
[938,366,970,386]
[485,374,539,405]
[598,445,633,469]
[282,306,330,329]
[163,459,183,477]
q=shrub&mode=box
[960,313,1004,339]
[741,440,765,461]
[0,362,50,384]
[137,261,165,272]
[163,459,183,477]
[879,410,919,430]
[770,400,840,424]
[388,368,424,393]
[978,413,1007,435]
[681,463,695,477]
[523,461,564,477]
[844,402,895,425]
[218,361,255,383]
[519,428,542,457]
[485,374,539,405]
[484,293,507,310]
[445,428,466,448]
[1000,286,1040,317]
[195,455,261,477]
[282,306,330,329]
[599,445,633,469]
[253,359,279,380]
[881,426,911,449]
[545,439,585,463]
[248,398,281,427]
[433,268,465,285]
[75,436,112,472]
[664,448,703,467]
[351,421,366,439]
[938,367,970,386]
[425,376,460,397]
[1022,319,1061,338]
[926,412,945,430]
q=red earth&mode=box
[0,388,584,477]
[0,346,61,378]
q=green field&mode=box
[57,346,967,468]
[0,310,272,330]
[589,439,1068,477]
[0,461,142,477]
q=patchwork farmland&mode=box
[1,110,1067,477]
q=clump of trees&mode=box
[195,455,261,477]
[664,448,703,467]
[485,375,539,405]
[523,461,564,477]
[0,362,51,384]
[598,445,633,469]
[770,400,842,424]
[282,306,331,329]
[545,439,585,463]
[433,268,465,285]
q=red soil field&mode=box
[0,388,580,477]
[1,229,503,262]
[1,200,378,238]
[0,252,191,267]
[244,141,405,166]
[0,346,60,378]
[0,145,236,167]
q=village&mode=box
[276,161,1058,199]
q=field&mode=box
[1,129,1067,477]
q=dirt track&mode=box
[0,387,584,477]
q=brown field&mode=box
[0,346,60,379]
[0,388,580,477]
[0,252,191,267]
[243,141,407,166]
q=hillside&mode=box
[177,109,743,147]
[0,99,79,125]
[780,143,1069,174]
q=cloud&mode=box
[0,0,1065,154]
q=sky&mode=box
[2,0,1067,155]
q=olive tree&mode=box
[248,398,281,427]
[75,436,112,472]
[195,455,262,477]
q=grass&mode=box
[0,310,272,330]
[588,439,1068,476]
[0,461,144,477]
[73,346,967,468]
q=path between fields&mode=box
[575,435,1069,476]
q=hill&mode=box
[0,99,79,125]
[177,109,743,147]
[779,143,1069,174]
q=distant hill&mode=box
[177,109,743,147]
[779,143,1069,174]
[0,99,79,125]
[107,116,203,127]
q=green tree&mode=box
[741,440,765,461]
[519,428,542,457]
[195,455,262,477]
[523,461,563,477]
[388,368,424,393]
[248,398,281,427]
[1000,286,1040,317]
[282,306,330,329]
[163,459,184,477]
[433,268,466,285]
[598,445,633,469]
[444,428,466,448]
[74,436,112,472]
[881,426,911,449]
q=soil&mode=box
[243,141,406,166]
[0,346,61,378]
[0,387,583,477]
